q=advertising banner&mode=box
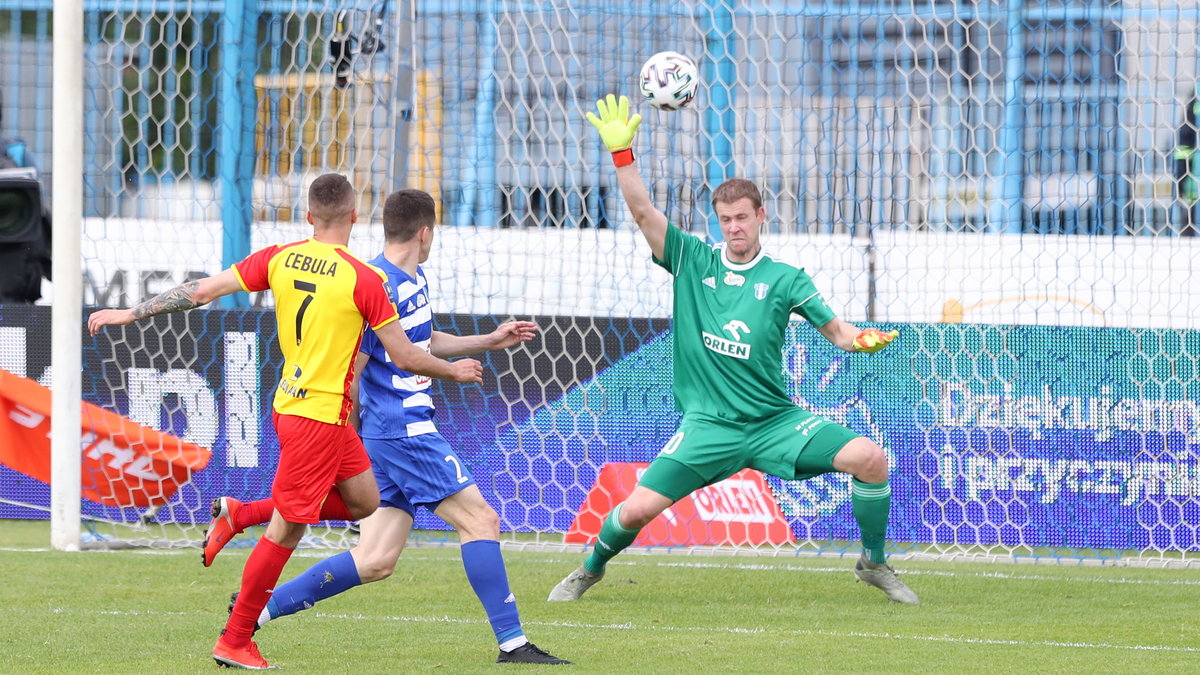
[1,305,1197,553]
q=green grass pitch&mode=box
[1,519,1197,673]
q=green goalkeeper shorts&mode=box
[637,408,860,502]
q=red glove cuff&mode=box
[612,148,635,167]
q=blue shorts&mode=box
[364,434,475,516]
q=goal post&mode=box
[50,0,84,552]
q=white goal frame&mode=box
[50,0,83,552]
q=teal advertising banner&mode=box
[772,323,1200,553]
[495,321,1200,555]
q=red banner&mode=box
[0,368,212,507]
[565,462,795,547]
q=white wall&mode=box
[69,218,1200,330]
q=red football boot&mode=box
[212,636,275,670]
[202,497,244,567]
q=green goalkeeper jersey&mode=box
[652,224,836,421]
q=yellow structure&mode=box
[253,70,443,223]
[940,296,1108,324]
[409,69,443,222]
[253,73,396,221]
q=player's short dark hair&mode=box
[383,189,437,242]
[308,173,356,220]
[711,178,762,210]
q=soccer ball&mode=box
[639,51,699,111]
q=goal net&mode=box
[1,0,1198,565]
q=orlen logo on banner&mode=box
[565,463,795,547]
[692,478,777,524]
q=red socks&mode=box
[222,537,293,647]
[233,499,275,531]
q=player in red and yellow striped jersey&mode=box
[88,174,483,670]
[233,236,398,426]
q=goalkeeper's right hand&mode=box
[586,94,642,166]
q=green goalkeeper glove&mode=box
[853,328,899,354]
[586,94,643,166]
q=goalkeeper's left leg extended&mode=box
[854,555,920,605]
[547,502,641,601]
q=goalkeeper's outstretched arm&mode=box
[587,94,667,260]
[613,162,668,261]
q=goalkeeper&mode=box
[548,95,918,605]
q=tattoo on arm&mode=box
[131,280,206,319]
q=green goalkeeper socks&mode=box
[851,479,891,564]
[583,504,640,574]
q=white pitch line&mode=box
[31,607,1200,654]
[312,611,1200,654]
[4,545,1197,586]
[639,559,1200,587]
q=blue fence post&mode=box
[82,9,107,217]
[993,0,1027,234]
[218,0,255,307]
[456,4,499,227]
[1109,70,1131,236]
[701,1,736,242]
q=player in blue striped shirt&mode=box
[236,189,570,665]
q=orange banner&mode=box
[0,368,212,507]
[565,462,795,547]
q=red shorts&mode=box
[271,412,372,524]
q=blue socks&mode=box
[261,540,526,651]
[265,550,362,621]
[461,539,525,648]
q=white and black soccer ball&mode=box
[638,51,699,111]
